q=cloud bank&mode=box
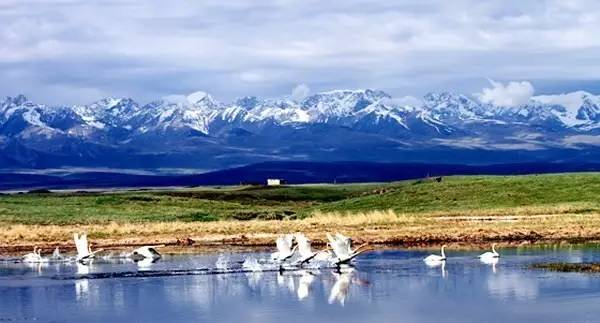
[479,80,535,106]
[2,1,600,104]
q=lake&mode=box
[1,245,600,323]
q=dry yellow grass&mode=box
[2,204,600,254]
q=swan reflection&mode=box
[277,272,296,293]
[480,256,499,274]
[328,267,355,306]
[424,258,447,278]
[135,257,158,269]
[245,271,263,289]
[297,271,316,300]
[76,261,92,275]
[75,279,89,300]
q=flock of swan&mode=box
[20,231,500,275]
[22,233,163,265]
[15,235,505,307]
[269,233,373,268]
[424,243,500,265]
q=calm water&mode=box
[2,246,600,323]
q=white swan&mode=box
[327,233,371,265]
[423,245,447,263]
[270,234,297,263]
[479,243,500,259]
[130,245,163,260]
[23,246,43,263]
[294,233,330,266]
[52,247,63,260]
[74,233,103,262]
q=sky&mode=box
[2,0,600,105]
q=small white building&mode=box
[267,178,286,186]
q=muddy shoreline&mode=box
[2,232,598,256]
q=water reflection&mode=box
[486,271,538,301]
[135,257,158,269]
[425,259,448,278]
[277,272,296,293]
[2,247,600,323]
[246,271,263,289]
[297,270,316,300]
[328,267,354,305]
[480,256,499,274]
[75,279,89,300]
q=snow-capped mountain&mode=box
[1,89,599,169]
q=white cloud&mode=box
[532,91,588,110]
[239,72,264,83]
[478,80,534,107]
[1,1,600,104]
[291,83,310,101]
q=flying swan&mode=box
[74,233,103,262]
[270,234,298,264]
[327,233,371,266]
[294,233,330,266]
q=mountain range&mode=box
[1,89,599,170]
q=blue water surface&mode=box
[1,245,600,323]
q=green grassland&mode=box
[0,173,599,225]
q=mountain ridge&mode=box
[1,89,599,169]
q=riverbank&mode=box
[2,206,600,255]
[1,173,599,254]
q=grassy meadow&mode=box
[1,172,599,250]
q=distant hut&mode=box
[266,178,286,186]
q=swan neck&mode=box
[441,246,446,258]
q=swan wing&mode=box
[294,233,313,258]
[329,234,351,260]
[74,233,88,257]
[335,233,352,251]
[276,235,292,254]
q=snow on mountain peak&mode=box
[8,94,29,106]
[186,91,212,105]
[422,92,487,121]
[531,91,600,127]
[1,88,600,147]
[234,96,261,110]
[532,91,592,111]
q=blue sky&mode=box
[2,0,600,105]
